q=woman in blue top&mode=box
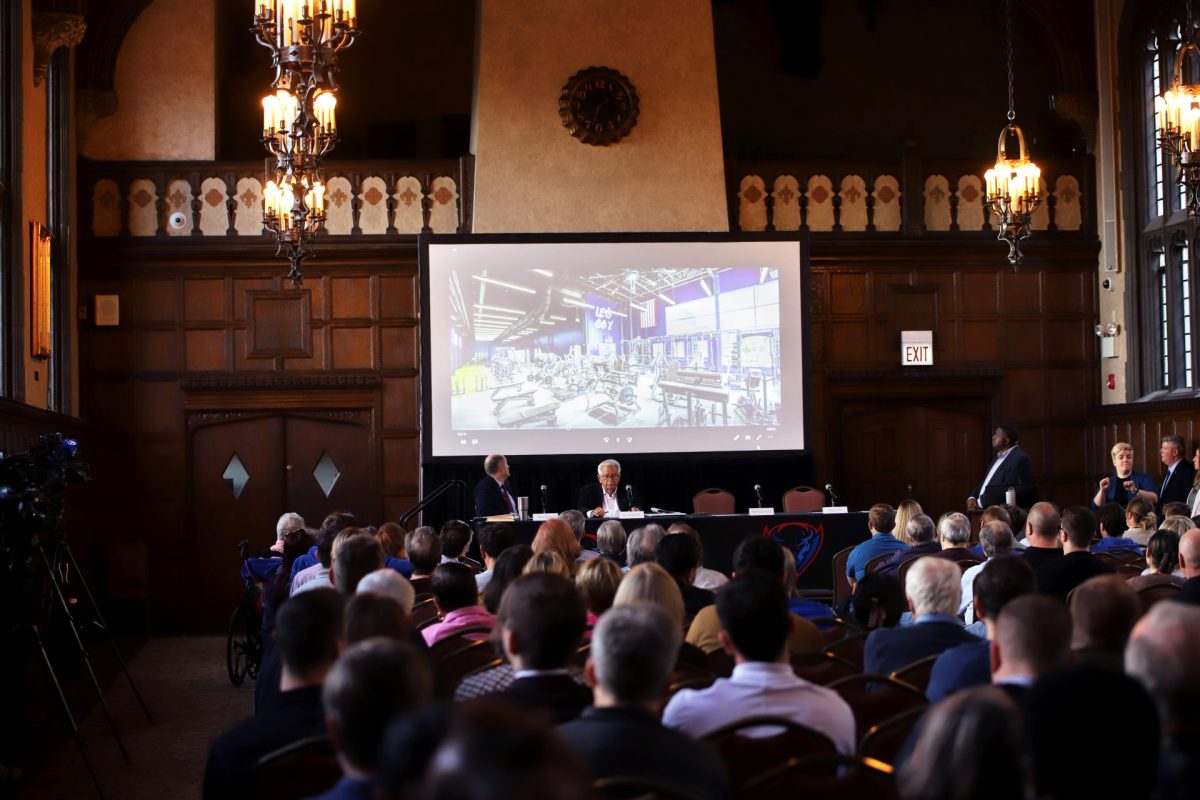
[1092,441,1159,509]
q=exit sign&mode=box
[901,330,933,366]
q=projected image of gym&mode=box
[446,266,781,433]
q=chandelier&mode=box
[252,1,359,285]
[983,0,1041,268]
[1156,1,1200,217]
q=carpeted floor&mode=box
[19,637,254,800]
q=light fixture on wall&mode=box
[1156,0,1200,217]
[252,1,359,285]
[983,0,1041,268]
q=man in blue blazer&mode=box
[968,424,1037,510]
[474,453,517,517]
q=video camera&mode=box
[0,433,89,544]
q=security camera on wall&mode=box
[167,211,187,230]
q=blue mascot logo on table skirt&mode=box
[764,521,825,577]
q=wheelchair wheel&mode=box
[226,606,251,686]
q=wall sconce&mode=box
[1095,321,1120,359]
[1094,322,1120,337]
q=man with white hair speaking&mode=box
[578,458,642,518]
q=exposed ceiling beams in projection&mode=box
[421,236,808,458]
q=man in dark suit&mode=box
[864,556,978,677]
[968,424,1037,510]
[578,458,641,517]
[473,453,517,517]
[1158,434,1197,514]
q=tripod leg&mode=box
[29,624,107,800]
[36,545,133,765]
[56,542,154,723]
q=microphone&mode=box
[540,484,548,513]
[754,483,765,507]
[824,483,839,506]
[625,484,634,509]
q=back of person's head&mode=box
[477,523,516,561]
[716,572,790,662]
[1162,515,1196,536]
[439,520,473,559]
[666,523,706,563]
[906,557,962,617]
[851,572,905,630]
[275,587,345,678]
[321,510,359,539]
[655,533,701,580]
[322,638,432,773]
[315,527,340,569]
[596,520,627,559]
[376,704,452,800]
[980,504,1012,527]
[894,499,924,545]
[333,533,385,594]
[1127,497,1157,531]
[1146,529,1181,574]
[897,686,1026,800]
[1060,506,1097,549]
[522,550,571,579]
[344,592,409,645]
[591,603,681,707]
[1006,504,1028,536]
[1026,502,1061,545]
[483,453,506,476]
[995,594,1072,676]
[356,568,415,613]
[1126,600,1200,729]
[283,527,315,567]
[1164,502,1193,520]
[781,546,797,593]
[376,521,406,557]
[972,556,1034,621]
[731,535,785,580]
[406,526,443,575]
[531,518,580,564]
[1096,502,1126,539]
[625,523,666,567]
[978,521,1014,559]
[1030,665,1159,800]
[419,702,592,800]
[1180,528,1200,573]
[558,509,586,538]
[575,557,622,616]
[497,573,585,669]
[937,512,971,546]
[480,544,533,614]
[612,562,685,628]
[1069,575,1138,653]
[430,562,479,613]
[276,511,306,542]
[869,503,896,533]
[906,513,937,545]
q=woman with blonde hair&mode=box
[531,518,581,571]
[1124,497,1158,547]
[893,499,923,546]
[522,550,572,579]
[612,563,686,630]
[575,557,623,628]
[1093,441,1158,510]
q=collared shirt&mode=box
[291,564,329,595]
[1162,459,1182,495]
[994,674,1035,689]
[977,445,1015,498]
[845,532,908,581]
[601,490,620,517]
[496,478,516,514]
[513,668,572,679]
[914,613,964,627]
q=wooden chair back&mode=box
[832,546,856,608]
[827,674,928,735]
[254,735,339,800]
[739,754,898,800]
[790,651,861,686]
[888,653,941,693]
[858,706,928,767]
[704,716,837,791]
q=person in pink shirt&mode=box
[422,562,495,646]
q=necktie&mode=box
[502,485,515,515]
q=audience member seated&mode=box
[960,521,1015,626]
[1173,528,1200,604]
[926,557,1035,703]
[1161,514,1196,537]
[1069,574,1138,671]
[421,562,495,646]
[667,522,729,589]
[270,511,305,554]
[344,592,409,645]
[1093,501,1142,554]
[530,518,581,574]
[575,557,622,629]
[845,503,906,589]
[864,556,976,677]
[1125,601,1200,800]
[356,568,415,613]
[614,563,710,670]
[559,509,600,563]
[663,573,856,754]
[989,594,1072,710]
[1164,503,1194,521]
[876,513,939,579]
[655,533,715,619]
[522,550,572,579]
[203,588,344,799]
[687,536,822,655]
[624,523,667,569]
[850,571,905,631]
[557,603,730,800]
[1127,530,1186,592]
[438,520,481,571]
[893,498,923,546]
[295,528,362,596]
[291,511,358,585]
[1035,506,1115,602]
[929,512,979,568]
[897,686,1027,800]
[1019,502,1063,571]
[474,523,516,592]
[595,519,627,567]
[479,544,533,614]
[1124,497,1159,547]
[374,705,451,800]
[404,526,442,595]
[316,638,432,800]
[331,533,384,595]
[483,573,591,724]
[782,546,835,621]
[374,523,413,579]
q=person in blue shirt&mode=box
[1091,441,1159,510]
[1091,501,1144,555]
[845,503,907,589]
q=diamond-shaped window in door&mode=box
[313,451,341,499]
[223,453,250,501]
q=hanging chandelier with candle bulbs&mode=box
[1156,1,1200,217]
[983,0,1041,268]
[252,1,359,285]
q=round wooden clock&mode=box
[559,66,640,146]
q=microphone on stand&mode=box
[540,484,548,513]
[625,484,635,509]
[754,483,765,507]
[824,483,839,506]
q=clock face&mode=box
[559,67,640,146]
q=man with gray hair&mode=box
[474,453,517,517]
[624,523,666,570]
[578,458,641,517]
[930,512,979,569]
[1157,434,1196,514]
[960,520,1015,625]
[271,511,305,554]
[557,604,730,800]
[559,509,600,562]
[877,513,940,579]
[864,556,976,677]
